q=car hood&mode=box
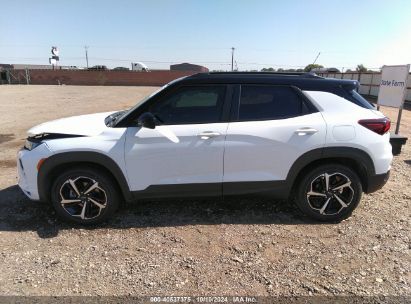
[27,111,115,137]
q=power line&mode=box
[0,55,384,70]
[0,44,233,50]
[0,44,389,53]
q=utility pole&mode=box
[84,46,89,68]
[231,47,235,71]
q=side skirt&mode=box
[223,181,290,199]
[131,181,290,201]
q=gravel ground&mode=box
[0,85,409,297]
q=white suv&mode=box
[18,72,392,224]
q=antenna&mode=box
[312,52,321,65]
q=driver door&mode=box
[124,85,230,197]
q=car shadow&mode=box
[0,184,325,239]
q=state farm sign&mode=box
[377,65,410,108]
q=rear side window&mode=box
[315,87,375,109]
[347,90,374,109]
[149,86,226,124]
[239,85,311,121]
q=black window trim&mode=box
[231,84,319,122]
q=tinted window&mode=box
[348,90,374,109]
[150,86,226,124]
[315,87,374,109]
[239,85,309,120]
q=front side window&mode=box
[239,85,310,121]
[149,86,226,124]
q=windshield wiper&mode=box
[105,110,126,127]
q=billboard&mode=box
[377,65,410,108]
[49,46,59,66]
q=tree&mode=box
[304,64,324,72]
[356,64,368,73]
[261,67,275,72]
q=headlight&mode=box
[24,139,43,151]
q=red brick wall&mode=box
[10,70,197,86]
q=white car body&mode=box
[17,72,393,222]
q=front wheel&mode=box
[295,164,362,222]
[51,167,120,225]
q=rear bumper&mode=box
[366,171,390,193]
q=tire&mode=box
[51,167,120,225]
[294,164,362,222]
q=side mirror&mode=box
[137,112,156,129]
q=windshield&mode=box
[108,85,168,127]
[123,86,165,116]
[111,76,187,127]
[105,110,127,127]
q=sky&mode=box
[1,0,411,71]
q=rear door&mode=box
[124,85,231,196]
[223,85,326,193]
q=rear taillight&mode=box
[358,118,391,135]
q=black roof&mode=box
[180,72,358,91]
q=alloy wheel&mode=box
[59,176,107,220]
[306,172,354,216]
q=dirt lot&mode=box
[0,85,410,297]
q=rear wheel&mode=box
[295,164,362,222]
[51,167,120,225]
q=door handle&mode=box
[295,127,318,136]
[197,131,221,139]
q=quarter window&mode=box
[239,85,310,120]
[150,86,226,124]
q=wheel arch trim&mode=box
[286,147,375,191]
[37,151,133,202]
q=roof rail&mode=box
[193,71,323,79]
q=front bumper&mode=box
[366,170,390,193]
[17,144,53,200]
